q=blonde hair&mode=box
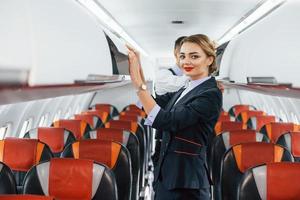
[181,34,216,75]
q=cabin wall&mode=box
[90,82,152,112]
[0,92,95,138]
[219,1,300,86]
[223,89,300,124]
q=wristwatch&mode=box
[137,83,147,92]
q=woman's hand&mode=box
[127,45,143,89]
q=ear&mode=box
[206,56,214,66]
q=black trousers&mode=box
[154,180,211,200]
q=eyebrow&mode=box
[180,52,199,55]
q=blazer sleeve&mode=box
[152,88,222,132]
[154,91,178,109]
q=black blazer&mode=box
[152,77,222,190]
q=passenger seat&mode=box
[24,127,76,157]
[0,138,52,193]
[23,158,118,200]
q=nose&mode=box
[182,59,192,65]
[180,56,191,64]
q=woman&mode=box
[128,34,222,200]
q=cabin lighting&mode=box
[217,0,286,45]
[77,0,148,56]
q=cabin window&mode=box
[64,108,71,119]
[39,113,49,127]
[279,109,288,122]
[75,105,81,114]
[19,118,33,138]
[291,112,299,124]
[0,125,9,139]
[53,110,62,122]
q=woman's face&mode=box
[179,42,213,80]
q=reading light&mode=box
[217,0,286,45]
[77,0,149,56]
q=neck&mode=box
[190,73,209,80]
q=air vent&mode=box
[171,20,184,24]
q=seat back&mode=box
[210,131,269,200]
[84,128,140,200]
[0,162,16,194]
[238,163,300,200]
[122,104,142,112]
[74,113,104,129]
[247,115,276,131]
[83,110,110,123]
[215,121,247,135]
[53,119,91,139]
[94,103,119,118]
[23,158,118,200]
[118,114,139,122]
[0,138,52,192]
[62,140,132,200]
[0,195,54,200]
[24,127,76,157]
[277,131,300,161]
[228,104,256,117]
[221,142,293,200]
[260,122,300,142]
[236,110,265,124]
[217,111,232,122]
[121,110,146,118]
[105,120,147,188]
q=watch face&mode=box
[141,84,147,90]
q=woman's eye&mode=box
[179,55,185,60]
[191,55,199,59]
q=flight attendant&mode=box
[128,34,222,200]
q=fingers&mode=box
[126,44,140,56]
[126,44,135,51]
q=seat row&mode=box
[0,103,152,200]
[210,104,300,200]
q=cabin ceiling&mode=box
[97,0,263,59]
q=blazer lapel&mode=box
[165,88,185,111]
[174,77,217,106]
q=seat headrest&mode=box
[71,140,121,169]
[229,104,254,117]
[119,114,138,122]
[90,128,130,144]
[0,138,50,171]
[221,131,261,149]
[53,120,88,139]
[249,115,275,131]
[37,128,66,153]
[24,158,116,200]
[231,142,284,172]
[216,121,246,135]
[240,163,300,200]
[105,120,138,133]
[83,110,109,123]
[264,122,297,142]
[95,104,112,113]
[75,114,102,129]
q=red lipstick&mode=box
[184,65,194,72]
